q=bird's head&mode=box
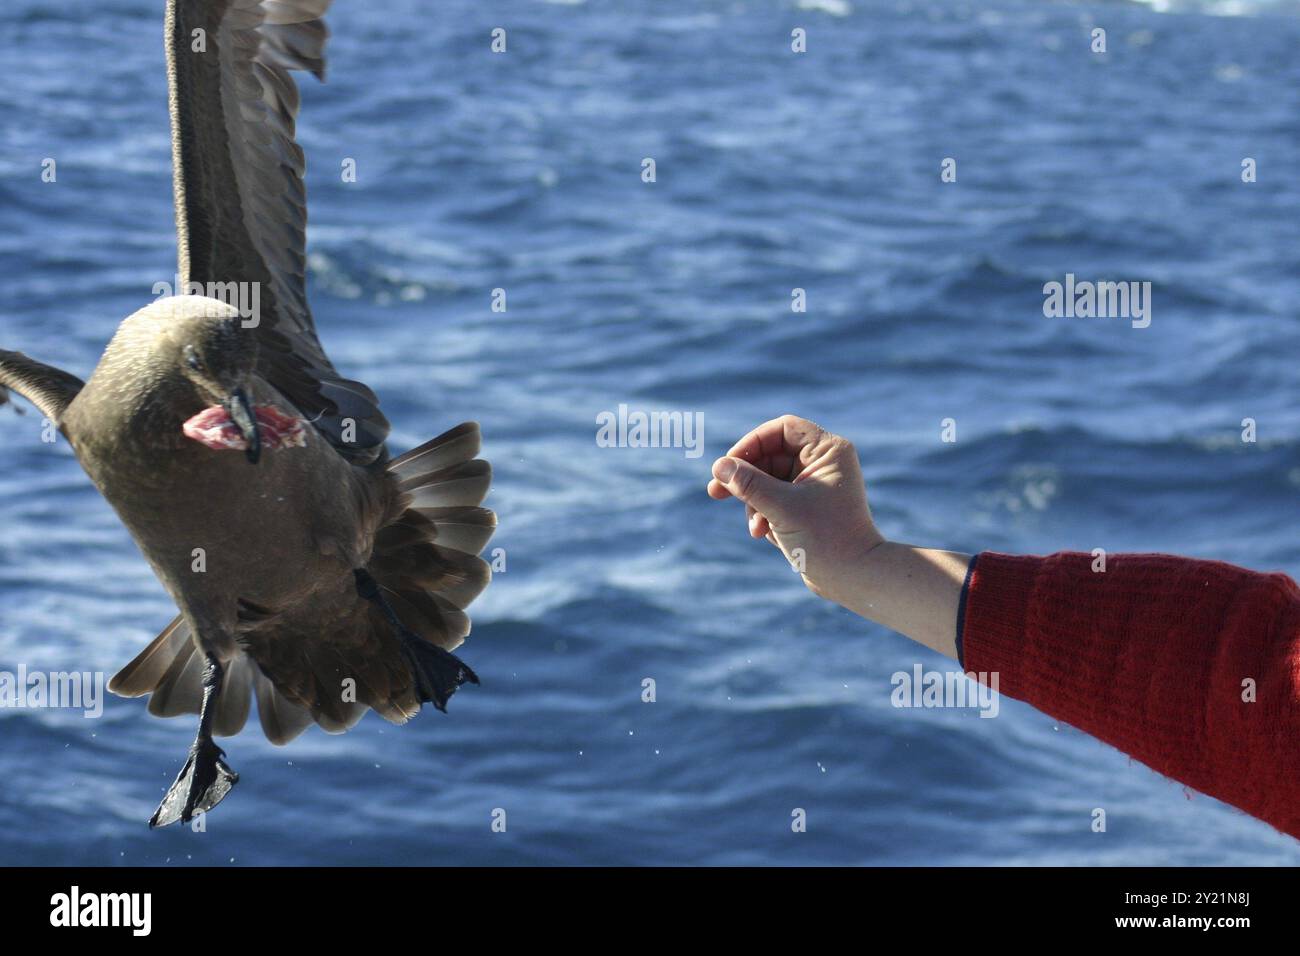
[120,295,305,463]
[172,310,263,463]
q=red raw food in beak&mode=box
[183,404,307,452]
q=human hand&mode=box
[707,414,885,605]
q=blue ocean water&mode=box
[1,0,1298,865]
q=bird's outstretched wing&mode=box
[0,351,85,429]
[167,0,389,464]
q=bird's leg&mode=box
[353,568,479,712]
[149,653,239,828]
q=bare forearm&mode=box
[828,542,972,660]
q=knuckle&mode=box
[732,465,754,497]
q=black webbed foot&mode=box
[355,567,479,711]
[398,627,480,712]
[149,736,238,828]
[148,653,238,827]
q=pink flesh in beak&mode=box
[182,404,308,453]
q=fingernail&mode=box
[713,457,737,483]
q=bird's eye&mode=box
[184,347,203,372]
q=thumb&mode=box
[712,457,794,520]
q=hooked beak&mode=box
[223,388,261,464]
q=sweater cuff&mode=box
[957,552,1046,676]
[954,553,979,669]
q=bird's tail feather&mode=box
[253,667,316,745]
[372,421,495,656]
[107,615,191,700]
[108,616,261,739]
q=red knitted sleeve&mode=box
[958,551,1300,839]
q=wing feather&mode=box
[0,351,85,429]
[167,0,389,464]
